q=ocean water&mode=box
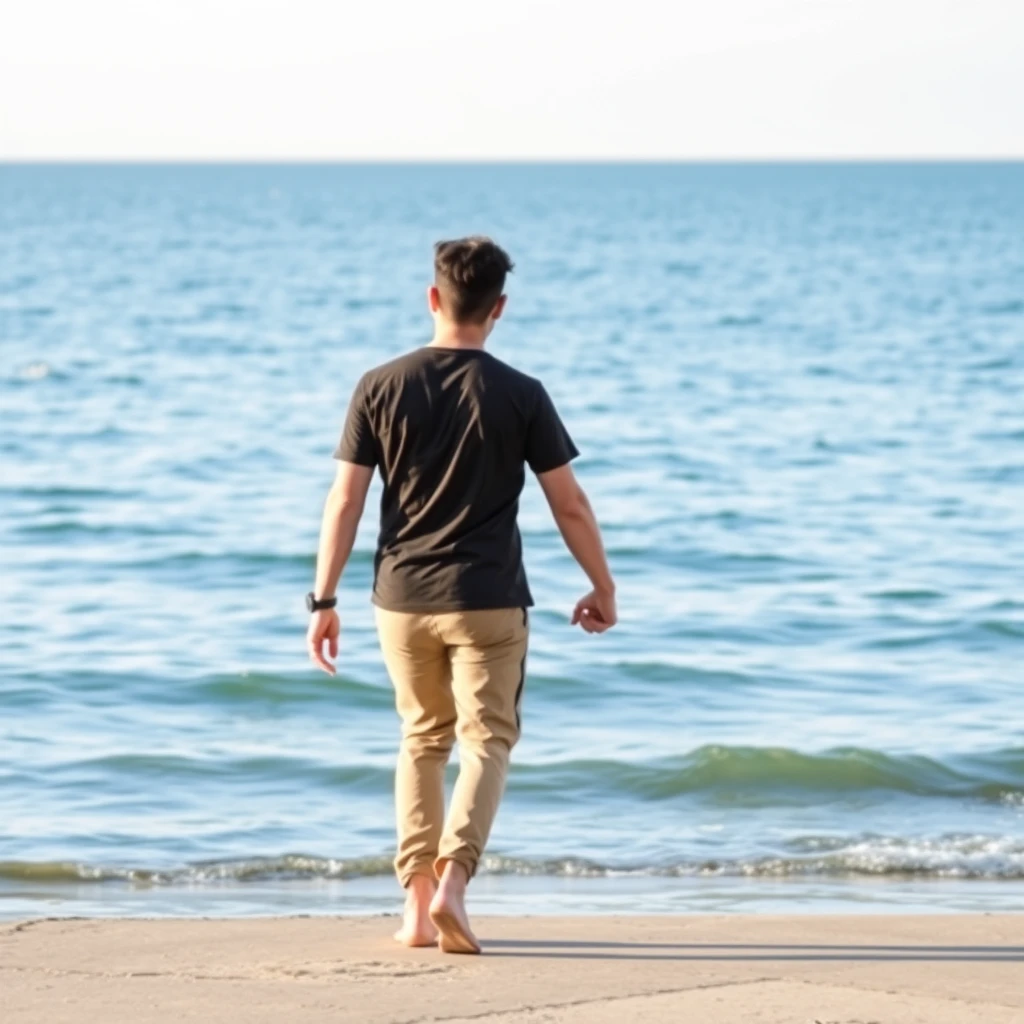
[1,163,1023,919]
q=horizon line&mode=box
[3,155,1024,166]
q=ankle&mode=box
[405,873,436,902]
[439,860,470,891]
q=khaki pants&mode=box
[375,607,529,887]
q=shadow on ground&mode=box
[481,939,1024,962]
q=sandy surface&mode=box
[3,914,1022,1023]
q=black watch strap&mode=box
[306,592,338,613]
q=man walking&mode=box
[306,237,616,953]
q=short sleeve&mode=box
[333,377,377,467]
[525,383,579,474]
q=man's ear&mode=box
[490,294,508,321]
[428,285,442,313]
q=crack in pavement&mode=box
[0,959,456,984]
[396,975,782,1023]
[786,975,1024,1012]
[0,918,56,936]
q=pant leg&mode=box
[435,607,529,880]
[375,608,456,887]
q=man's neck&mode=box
[428,323,488,350]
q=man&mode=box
[306,237,616,954]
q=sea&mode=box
[1,163,1022,919]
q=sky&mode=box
[2,0,1022,159]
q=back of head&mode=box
[434,236,514,324]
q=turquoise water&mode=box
[2,163,1023,917]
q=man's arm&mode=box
[307,460,374,674]
[536,464,617,633]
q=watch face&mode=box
[305,592,315,612]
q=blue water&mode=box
[2,164,1023,918]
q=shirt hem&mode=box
[372,594,535,614]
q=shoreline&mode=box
[4,871,1023,921]
[5,914,1022,1023]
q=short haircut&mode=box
[433,236,514,324]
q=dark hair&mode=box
[433,236,514,324]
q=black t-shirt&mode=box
[334,346,578,612]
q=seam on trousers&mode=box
[514,608,528,733]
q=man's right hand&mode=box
[307,608,341,675]
[572,588,617,634]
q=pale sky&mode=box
[2,0,1022,159]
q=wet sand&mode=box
[4,914,1022,1023]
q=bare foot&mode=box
[430,861,481,954]
[394,874,438,947]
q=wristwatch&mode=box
[306,592,338,613]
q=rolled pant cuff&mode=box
[396,861,438,889]
[434,851,479,882]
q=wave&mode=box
[12,360,60,381]
[980,299,1023,316]
[5,834,1024,885]
[511,746,1024,802]
[0,855,394,885]
[189,669,392,707]
[0,485,140,500]
[20,742,1024,804]
[716,314,762,327]
[0,538,371,572]
[477,835,1024,880]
